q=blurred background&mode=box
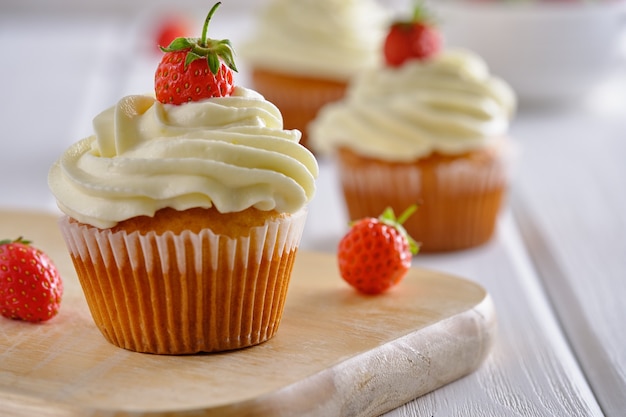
[0,0,625,212]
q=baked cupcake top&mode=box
[48,87,318,229]
[240,0,390,81]
[309,48,516,162]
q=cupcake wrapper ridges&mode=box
[58,209,307,354]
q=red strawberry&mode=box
[383,4,442,67]
[338,206,419,295]
[0,237,63,322]
[155,15,191,51]
[154,2,237,105]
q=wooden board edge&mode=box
[189,293,497,417]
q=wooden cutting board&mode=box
[0,210,496,417]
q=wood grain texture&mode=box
[0,211,495,417]
[510,85,626,417]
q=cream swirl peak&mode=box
[48,87,318,229]
[309,49,517,161]
[240,0,390,81]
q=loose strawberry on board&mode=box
[338,206,420,295]
[383,2,442,67]
[154,2,237,105]
[0,237,63,323]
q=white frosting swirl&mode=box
[48,87,318,229]
[240,0,390,80]
[309,49,517,161]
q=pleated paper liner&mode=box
[337,142,513,252]
[58,209,307,354]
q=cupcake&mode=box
[309,6,516,252]
[239,0,390,151]
[47,4,318,354]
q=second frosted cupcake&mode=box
[309,6,516,252]
[240,0,390,151]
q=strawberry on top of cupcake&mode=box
[383,4,442,67]
[154,2,236,104]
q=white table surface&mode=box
[1,2,625,416]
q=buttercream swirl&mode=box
[240,0,390,81]
[309,49,517,161]
[48,87,318,229]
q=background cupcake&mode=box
[239,0,390,151]
[309,6,516,252]
[48,4,318,354]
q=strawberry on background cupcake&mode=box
[309,3,517,252]
[239,0,391,151]
[48,3,318,355]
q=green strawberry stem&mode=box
[410,1,437,25]
[379,205,420,255]
[412,1,426,21]
[199,2,221,48]
[160,1,237,74]
[396,205,417,224]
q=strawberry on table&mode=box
[0,237,63,323]
[383,2,442,67]
[338,206,419,295]
[154,2,237,105]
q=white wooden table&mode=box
[1,2,624,416]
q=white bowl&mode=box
[431,0,626,105]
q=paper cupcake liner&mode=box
[58,209,307,354]
[250,68,347,150]
[337,144,513,252]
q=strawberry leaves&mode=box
[378,205,420,255]
[161,35,237,74]
[159,2,237,75]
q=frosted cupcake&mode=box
[240,0,390,151]
[309,7,516,252]
[48,4,318,354]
